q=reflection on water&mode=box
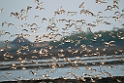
[0,55,123,66]
[0,65,124,81]
[0,55,124,82]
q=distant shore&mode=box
[1,76,124,83]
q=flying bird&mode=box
[2,21,7,27]
[96,0,107,4]
[34,15,39,19]
[0,8,3,13]
[79,2,84,8]
[8,23,14,27]
[34,0,39,3]
[42,18,47,23]
[27,6,32,10]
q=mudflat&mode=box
[0,76,124,83]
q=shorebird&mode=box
[34,0,39,3]
[113,0,119,6]
[29,70,37,75]
[6,72,12,76]
[27,6,32,10]
[67,11,77,16]
[112,16,120,21]
[39,8,45,10]
[96,0,107,4]
[36,5,40,9]
[42,18,47,23]
[4,32,10,35]
[79,2,84,8]
[31,28,39,33]
[36,6,45,10]
[88,27,96,36]
[37,2,43,6]
[0,48,5,52]
[62,27,68,31]
[1,75,9,80]
[10,12,15,17]
[101,70,112,77]
[30,23,38,27]
[4,40,11,44]
[20,9,25,13]
[9,34,15,39]
[22,29,28,32]
[113,4,119,9]
[8,23,14,27]
[19,15,27,20]
[2,21,7,27]
[114,11,120,15]
[105,6,113,11]
[80,76,86,81]
[34,15,39,19]
[122,8,124,12]
[103,21,111,25]
[0,8,3,13]
[117,79,122,82]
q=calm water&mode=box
[0,55,124,82]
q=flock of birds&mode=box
[0,0,124,82]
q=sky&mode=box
[0,0,124,42]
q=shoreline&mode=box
[0,60,124,71]
[1,76,124,83]
[0,45,124,62]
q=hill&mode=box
[49,28,124,48]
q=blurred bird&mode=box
[34,0,39,3]
[4,32,10,35]
[8,23,14,27]
[0,8,3,13]
[34,15,39,19]
[27,6,32,10]
[42,18,47,23]
[2,21,7,27]
[96,0,107,4]
[79,2,84,8]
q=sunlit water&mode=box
[0,55,124,82]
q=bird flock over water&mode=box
[0,0,124,82]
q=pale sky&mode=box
[0,0,124,42]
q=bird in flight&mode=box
[0,8,3,13]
